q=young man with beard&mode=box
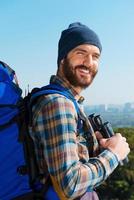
[31,22,130,200]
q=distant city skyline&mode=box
[85,101,134,106]
[85,102,134,127]
[85,102,134,113]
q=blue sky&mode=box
[0,0,134,105]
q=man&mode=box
[32,22,130,200]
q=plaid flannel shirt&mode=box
[31,75,119,199]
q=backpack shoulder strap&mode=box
[30,83,80,114]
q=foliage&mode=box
[97,128,134,200]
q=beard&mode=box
[62,57,98,89]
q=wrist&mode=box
[106,147,120,162]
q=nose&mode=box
[83,54,93,67]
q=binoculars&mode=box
[88,113,129,165]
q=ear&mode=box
[60,59,64,65]
[57,59,64,76]
[58,59,64,69]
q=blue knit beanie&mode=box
[57,22,102,67]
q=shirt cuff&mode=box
[98,149,119,177]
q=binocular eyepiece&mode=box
[88,113,129,165]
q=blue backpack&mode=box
[0,61,79,200]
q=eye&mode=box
[75,50,87,57]
[76,51,84,55]
[93,54,100,60]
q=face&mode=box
[61,44,100,90]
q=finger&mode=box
[116,133,122,137]
[95,131,103,140]
[99,138,109,147]
[122,137,127,142]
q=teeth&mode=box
[79,69,89,74]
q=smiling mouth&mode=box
[79,68,89,74]
[76,66,90,74]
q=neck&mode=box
[57,70,83,96]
